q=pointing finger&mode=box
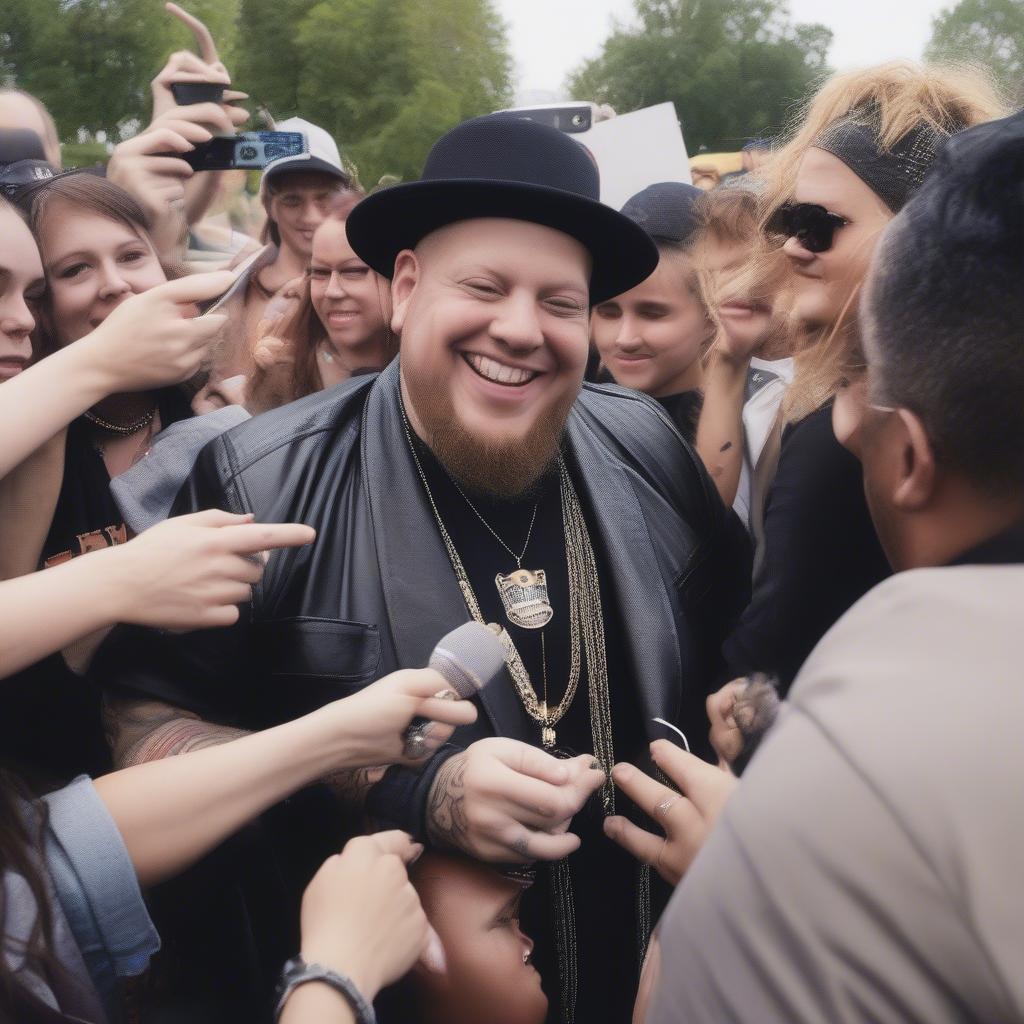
[218,521,316,554]
[165,2,220,63]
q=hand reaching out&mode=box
[298,832,432,1001]
[604,740,737,886]
[81,271,234,393]
[110,509,315,630]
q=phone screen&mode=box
[183,131,307,172]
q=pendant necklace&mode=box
[445,474,555,631]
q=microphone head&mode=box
[429,622,506,698]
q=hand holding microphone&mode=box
[324,623,504,770]
[400,621,506,759]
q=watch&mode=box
[275,955,377,1024]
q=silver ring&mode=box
[654,795,681,819]
[402,721,432,759]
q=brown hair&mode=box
[755,61,1008,423]
[27,173,182,351]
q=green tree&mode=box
[925,0,1024,102]
[283,0,512,185]
[567,0,832,153]
[0,0,241,142]
[233,0,319,116]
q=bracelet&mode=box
[275,955,377,1024]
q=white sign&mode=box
[578,102,692,209]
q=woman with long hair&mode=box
[716,61,1007,691]
[248,191,398,412]
[1,175,208,787]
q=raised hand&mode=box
[603,740,737,886]
[426,738,605,863]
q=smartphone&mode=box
[170,81,226,106]
[180,131,307,172]
[495,104,593,135]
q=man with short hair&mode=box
[642,109,1024,1024]
[97,115,750,1022]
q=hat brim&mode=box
[345,179,659,304]
[263,155,350,188]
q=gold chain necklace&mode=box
[444,476,552,631]
[401,406,627,1024]
[84,406,157,435]
[402,414,586,750]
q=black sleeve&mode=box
[721,404,890,693]
[90,436,261,726]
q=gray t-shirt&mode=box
[647,565,1024,1024]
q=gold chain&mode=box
[401,406,621,1024]
[83,406,157,435]
[402,414,587,747]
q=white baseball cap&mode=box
[261,117,350,193]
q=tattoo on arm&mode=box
[325,765,386,810]
[103,696,249,769]
[425,753,469,852]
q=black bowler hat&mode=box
[345,115,659,304]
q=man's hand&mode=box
[426,738,605,863]
[706,678,747,767]
[603,740,737,886]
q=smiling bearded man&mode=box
[95,116,751,1024]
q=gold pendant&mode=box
[495,568,554,630]
[541,726,557,748]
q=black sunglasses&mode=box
[767,202,849,253]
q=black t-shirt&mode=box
[1,389,192,788]
[657,389,704,446]
[412,436,658,1024]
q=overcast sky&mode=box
[499,0,954,101]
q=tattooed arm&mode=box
[695,347,750,507]
[424,739,604,863]
[105,696,250,768]
[95,667,475,886]
[106,696,386,810]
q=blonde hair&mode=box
[755,61,1008,423]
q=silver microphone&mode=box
[402,622,506,758]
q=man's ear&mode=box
[390,249,419,335]
[892,408,937,511]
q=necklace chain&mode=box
[400,402,627,1024]
[446,474,539,567]
[84,406,157,435]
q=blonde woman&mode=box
[716,61,1007,691]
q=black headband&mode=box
[814,113,950,212]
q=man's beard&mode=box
[405,366,577,500]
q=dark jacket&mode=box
[92,360,749,1016]
[97,360,748,771]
